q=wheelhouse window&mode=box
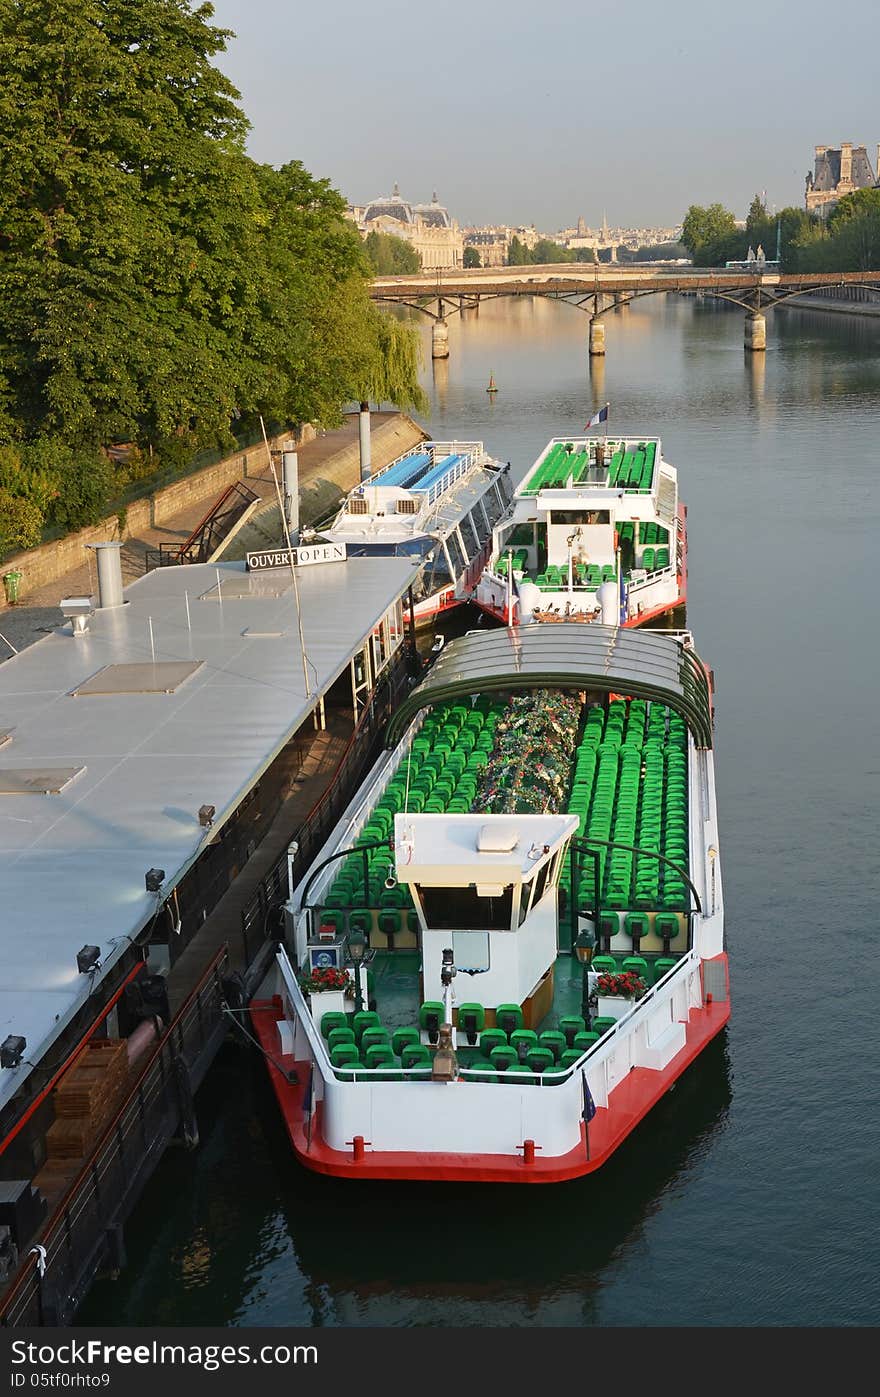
[459,512,479,558]
[417,884,514,931]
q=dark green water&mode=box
[81,295,880,1327]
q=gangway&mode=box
[145,480,258,570]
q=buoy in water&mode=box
[487,372,498,394]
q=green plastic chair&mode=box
[360,1026,390,1053]
[526,1047,555,1074]
[653,956,678,983]
[352,1010,380,1043]
[560,1049,583,1070]
[592,1017,617,1037]
[391,1027,420,1058]
[480,1028,508,1057]
[320,1011,348,1039]
[401,1044,432,1069]
[457,1002,485,1045]
[559,1015,586,1048]
[621,955,649,983]
[327,1027,355,1053]
[509,1028,538,1063]
[573,1030,601,1053]
[330,1044,359,1069]
[503,1065,536,1084]
[489,1046,518,1072]
[654,914,680,950]
[538,1031,566,1063]
[591,955,618,976]
[419,1001,445,1043]
[495,1003,524,1036]
[364,1045,396,1070]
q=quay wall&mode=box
[1,413,428,605]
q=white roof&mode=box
[0,556,415,1106]
[393,812,578,885]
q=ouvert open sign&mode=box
[246,542,347,570]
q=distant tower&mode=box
[577,214,587,236]
[601,210,609,242]
[392,181,400,197]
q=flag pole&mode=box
[604,402,610,450]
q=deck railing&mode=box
[0,950,229,1328]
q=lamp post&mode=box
[575,928,596,1027]
[345,928,367,1015]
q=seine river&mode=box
[81,293,880,1327]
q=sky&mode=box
[209,0,879,231]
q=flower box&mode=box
[596,994,636,1022]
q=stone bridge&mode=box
[370,264,880,356]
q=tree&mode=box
[463,245,481,268]
[357,313,429,416]
[680,204,739,262]
[507,235,531,266]
[0,488,43,552]
[363,230,421,275]
[531,238,570,264]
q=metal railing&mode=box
[144,481,258,570]
[0,950,229,1328]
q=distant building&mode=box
[355,185,463,269]
[805,143,878,218]
[462,227,510,267]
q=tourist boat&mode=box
[473,435,686,627]
[250,622,728,1182]
[316,440,512,625]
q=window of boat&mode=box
[445,530,466,574]
[550,510,610,526]
[459,511,479,557]
[417,884,514,931]
[528,860,551,911]
[470,506,490,544]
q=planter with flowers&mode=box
[298,966,356,1021]
[595,969,647,1021]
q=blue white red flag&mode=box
[585,404,609,430]
[581,1071,597,1122]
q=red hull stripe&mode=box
[249,954,728,1184]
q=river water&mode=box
[80,294,880,1327]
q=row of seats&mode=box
[641,546,670,572]
[639,521,669,545]
[608,442,656,490]
[561,700,691,911]
[522,442,590,494]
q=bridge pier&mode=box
[589,318,606,356]
[432,318,449,359]
[744,312,766,353]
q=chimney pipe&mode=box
[281,442,300,544]
[358,402,372,481]
[89,542,124,609]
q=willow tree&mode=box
[358,312,429,416]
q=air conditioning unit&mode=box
[347,498,368,515]
[397,498,420,514]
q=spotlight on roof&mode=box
[198,804,215,829]
[77,944,101,975]
[145,868,165,893]
[60,596,94,637]
[0,1036,26,1070]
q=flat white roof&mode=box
[0,556,416,1107]
[393,812,578,885]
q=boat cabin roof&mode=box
[392,812,578,885]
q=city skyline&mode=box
[210,0,877,228]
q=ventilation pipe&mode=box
[359,402,372,481]
[596,580,618,626]
[89,543,124,609]
[281,442,300,544]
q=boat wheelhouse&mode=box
[319,441,512,625]
[250,625,728,1183]
[473,435,686,627]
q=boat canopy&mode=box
[386,623,713,748]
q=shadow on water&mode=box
[79,1031,732,1327]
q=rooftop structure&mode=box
[0,556,416,1111]
[806,143,878,218]
[358,185,463,269]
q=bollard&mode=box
[589,319,605,357]
[431,318,449,360]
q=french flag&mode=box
[585,403,609,430]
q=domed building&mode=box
[358,185,463,270]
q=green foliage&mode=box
[680,204,740,264]
[357,313,429,416]
[0,488,43,551]
[463,246,481,268]
[0,1,428,545]
[363,230,421,274]
[789,191,880,272]
[531,239,570,264]
[507,235,530,265]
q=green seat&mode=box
[503,1065,536,1084]
[653,956,678,983]
[573,1031,600,1053]
[480,1028,508,1057]
[654,914,680,951]
[320,1011,348,1039]
[352,1010,380,1043]
[466,1063,498,1081]
[621,955,649,984]
[330,1044,359,1069]
[489,1045,518,1072]
[592,1017,617,1036]
[364,1044,396,1070]
[558,1015,586,1048]
[560,1049,583,1070]
[526,1047,555,1074]
[348,908,372,934]
[401,1043,432,1069]
[591,955,618,976]
[509,1028,538,1063]
[419,1000,445,1043]
[317,909,346,934]
[495,1003,524,1036]
[378,909,401,943]
[538,1031,566,1063]
[457,1002,485,1045]
[361,1026,390,1052]
[625,913,649,950]
[327,1027,355,1053]
[391,1027,420,1057]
